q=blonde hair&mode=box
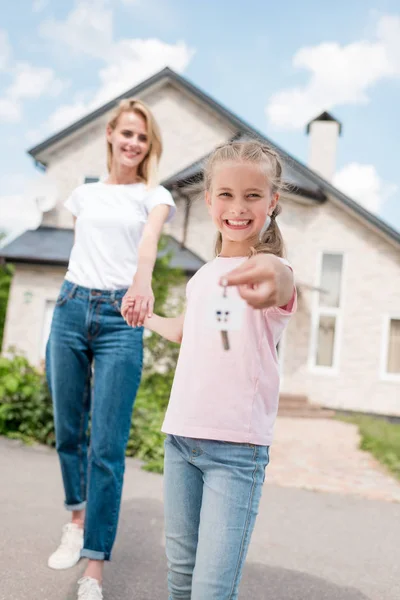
[106,98,162,188]
[204,140,286,258]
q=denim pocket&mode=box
[55,285,70,307]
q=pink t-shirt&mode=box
[161,256,297,446]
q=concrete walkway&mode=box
[268,417,400,502]
[1,436,400,600]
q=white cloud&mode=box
[51,38,193,123]
[266,14,400,129]
[94,38,194,107]
[38,0,194,133]
[48,99,90,132]
[0,29,11,70]
[39,0,113,60]
[7,63,68,100]
[0,30,68,123]
[0,195,42,234]
[333,162,398,214]
[0,98,21,122]
[47,38,193,131]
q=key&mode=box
[207,279,245,351]
[220,281,230,350]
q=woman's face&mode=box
[107,111,150,172]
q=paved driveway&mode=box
[1,437,399,600]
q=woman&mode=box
[46,98,175,600]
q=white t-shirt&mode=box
[64,181,176,290]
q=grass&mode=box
[338,414,400,481]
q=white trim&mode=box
[40,299,56,361]
[380,314,400,382]
[308,250,345,374]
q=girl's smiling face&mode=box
[206,161,278,256]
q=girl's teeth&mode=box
[227,220,250,226]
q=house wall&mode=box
[171,190,400,416]
[280,196,400,416]
[2,264,65,367]
[4,78,400,416]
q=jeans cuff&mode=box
[65,501,87,511]
[81,549,108,561]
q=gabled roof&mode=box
[0,226,204,273]
[27,67,399,247]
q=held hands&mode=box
[121,276,154,327]
[221,254,292,310]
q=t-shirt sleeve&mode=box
[64,189,82,217]
[144,186,176,222]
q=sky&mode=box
[0,0,399,235]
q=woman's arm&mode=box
[221,254,294,310]
[123,204,170,327]
[143,311,185,344]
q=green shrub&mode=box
[0,353,54,445]
[0,261,14,347]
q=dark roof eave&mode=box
[2,256,68,266]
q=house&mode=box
[1,68,399,416]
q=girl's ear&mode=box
[269,192,279,215]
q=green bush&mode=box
[0,353,55,445]
[0,261,14,348]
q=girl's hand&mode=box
[221,254,293,310]
[121,277,154,327]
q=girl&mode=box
[123,139,296,599]
[46,98,175,600]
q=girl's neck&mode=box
[219,237,256,258]
[106,164,140,185]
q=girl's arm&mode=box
[123,204,170,327]
[221,254,294,310]
[144,311,186,344]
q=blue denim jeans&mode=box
[164,435,270,600]
[46,279,143,561]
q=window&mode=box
[381,317,400,379]
[84,176,99,184]
[310,253,343,370]
[40,300,56,360]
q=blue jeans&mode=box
[164,435,270,600]
[46,279,143,561]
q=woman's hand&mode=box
[121,277,154,327]
[221,254,293,310]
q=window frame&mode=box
[308,251,345,375]
[40,299,56,361]
[380,314,400,382]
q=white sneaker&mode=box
[48,523,84,570]
[77,577,103,600]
